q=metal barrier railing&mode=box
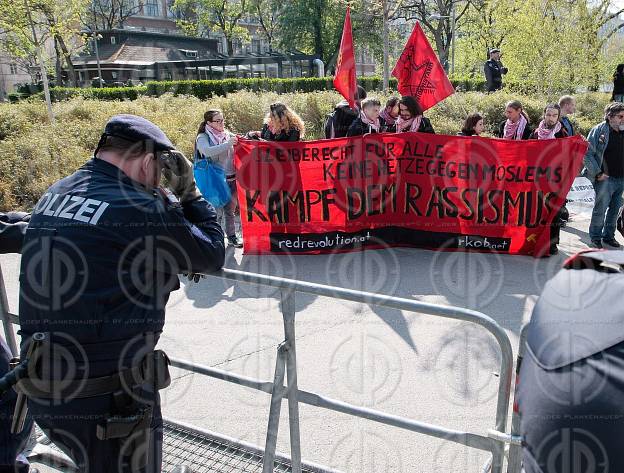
[0,264,521,473]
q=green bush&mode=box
[30,86,149,102]
[0,90,610,211]
[28,75,492,103]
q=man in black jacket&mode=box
[17,114,225,473]
[484,48,508,92]
[325,85,367,138]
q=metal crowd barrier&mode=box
[0,263,523,473]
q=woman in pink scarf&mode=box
[346,98,386,136]
[195,109,242,248]
[531,104,568,140]
[396,96,435,134]
[497,100,533,140]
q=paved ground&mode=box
[1,213,619,473]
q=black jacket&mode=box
[19,157,225,374]
[517,251,624,473]
[260,123,301,142]
[346,116,387,137]
[497,120,533,140]
[0,212,29,254]
[396,117,435,134]
[613,73,624,99]
[484,59,508,92]
[325,101,359,138]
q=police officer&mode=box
[484,48,508,92]
[1,211,32,473]
[517,250,624,473]
[17,114,225,472]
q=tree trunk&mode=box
[226,37,234,56]
[313,0,324,62]
[54,37,63,87]
[382,0,389,91]
[56,34,77,87]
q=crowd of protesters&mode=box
[195,81,624,256]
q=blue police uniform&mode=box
[17,115,225,472]
[517,250,624,473]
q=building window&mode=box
[251,39,261,54]
[9,63,18,74]
[181,49,198,58]
[217,42,223,54]
[144,0,160,17]
[111,36,116,45]
[111,71,118,79]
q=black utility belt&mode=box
[16,350,171,400]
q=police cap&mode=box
[97,114,175,154]
[488,48,500,55]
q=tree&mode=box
[276,0,343,67]
[39,0,88,87]
[82,0,143,30]
[349,0,404,89]
[0,0,53,83]
[173,0,250,56]
[251,0,281,52]
[397,0,471,72]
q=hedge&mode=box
[25,75,500,103]
[31,86,148,102]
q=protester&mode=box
[483,48,508,92]
[380,96,400,132]
[325,85,367,138]
[518,250,624,473]
[558,95,576,136]
[612,64,624,102]
[497,100,533,140]
[458,113,485,136]
[582,101,624,248]
[396,96,435,134]
[250,102,305,142]
[530,104,567,140]
[196,109,242,248]
[0,212,33,473]
[347,98,386,136]
[17,114,224,473]
[531,104,569,255]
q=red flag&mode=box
[392,22,455,111]
[334,7,357,108]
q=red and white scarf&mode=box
[535,120,562,140]
[503,114,528,140]
[380,108,397,126]
[396,115,422,133]
[360,110,380,132]
[204,123,229,145]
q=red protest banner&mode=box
[234,134,588,257]
[391,22,455,111]
[333,7,357,108]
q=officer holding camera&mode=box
[16,115,225,472]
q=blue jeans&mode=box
[589,177,624,240]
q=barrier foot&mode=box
[262,342,287,473]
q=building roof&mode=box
[74,29,221,66]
